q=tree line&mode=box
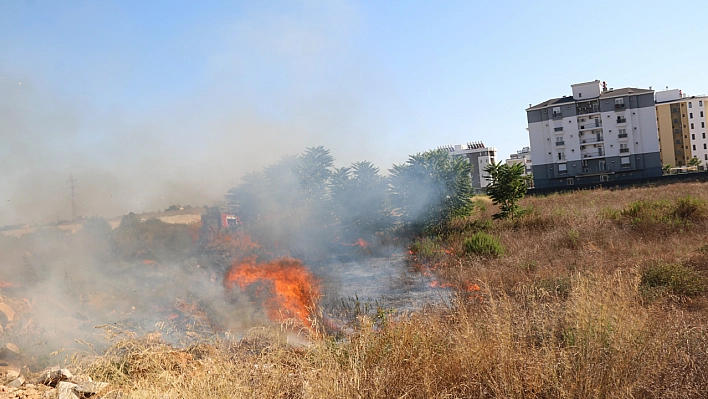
[224,146,475,256]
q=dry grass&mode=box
[65,182,708,398]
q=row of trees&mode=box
[225,146,528,257]
[224,147,477,254]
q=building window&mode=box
[567,178,574,185]
[690,113,693,118]
[676,140,681,144]
[703,122,706,128]
[558,163,567,172]
[689,102,693,108]
[552,106,561,117]
[700,101,703,106]
[692,123,695,129]
[705,154,707,160]
[621,157,630,167]
[704,143,707,150]
[703,133,706,139]
[702,111,705,117]
[557,152,565,161]
[693,145,696,151]
[674,118,679,123]
[692,134,696,140]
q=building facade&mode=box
[526,80,662,188]
[440,142,497,190]
[655,89,708,167]
[506,146,532,176]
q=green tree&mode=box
[225,172,269,224]
[389,149,474,232]
[688,157,702,169]
[330,161,392,239]
[484,161,527,220]
[297,146,334,202]
[663,164,673,175]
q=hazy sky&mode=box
[2,0,708,225]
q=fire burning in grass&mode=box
[225,257,321,328]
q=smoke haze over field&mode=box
[0,1,407,226]
[3,0,705,226]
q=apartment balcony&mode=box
[580,136,604,145]
[616,117,627,124]
[555,140,565,146]
[619,148,630,153]
[582,153,605,159]
[614,103,626,110]
[552,113,563,119]
[617,133,628,138]
[578,122,602,131]
[581,147,605,159]
[554,126,564,132]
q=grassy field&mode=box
[69,182,708,398]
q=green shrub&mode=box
[409,238,444,259]
[615,197,707,227]
[671,196,707,221]
[463,232,504,258]
[620,200,671,224]
[640,262,706,299]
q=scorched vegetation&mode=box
[61,181,708,398]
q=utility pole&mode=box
[68,175,77,221]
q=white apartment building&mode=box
[654,88,708,167]
[506,146,532,176]
[526,80,662,188]
[439,142,497,190]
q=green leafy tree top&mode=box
[484,161,527,220]
[389,149,474,232]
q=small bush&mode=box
[615,197,707,228]
[620,200,671,224]
[640,262,706,299]
[672,196,707,221]
[463,232,504,258]
[409,238,444,259]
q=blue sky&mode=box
[2,0,708,224]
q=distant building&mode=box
[654,89,708,167]
[439,142,497,191]
[526,80,662,188]
[506,146,532,176]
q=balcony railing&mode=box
[617,118,627,123]
[581,136,604,144]
[618,133,628,138]
[552,113,563,119]
[555,141,565,146]
[554,127,563,131]
[615,103,626,109]
[619,148,630,153]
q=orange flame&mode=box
[225,257,320,328]
[339,238,370,249]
